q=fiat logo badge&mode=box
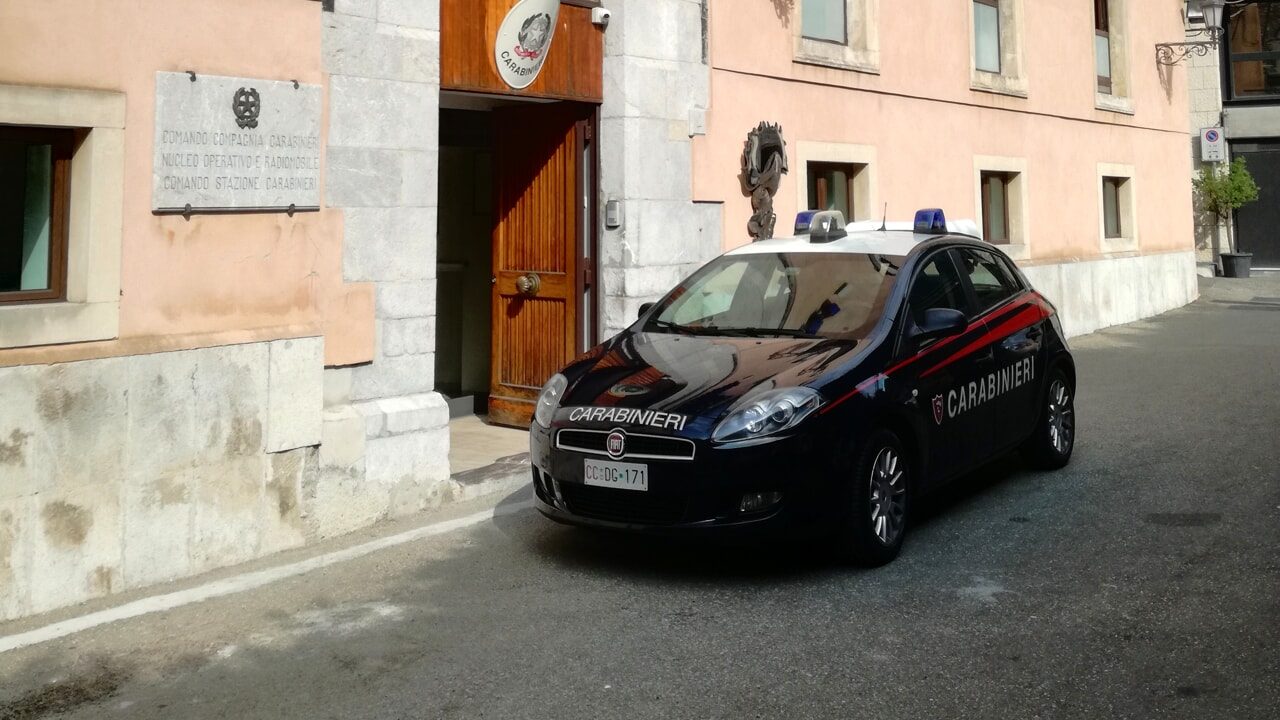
[606,430,626,459]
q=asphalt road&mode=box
[1,278,1278,719]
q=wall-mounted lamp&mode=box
[1155,0,1238,66]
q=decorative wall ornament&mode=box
[232,87,261,129]
[495,0,561,90]
[741,122,789,240]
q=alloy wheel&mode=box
[1047,379,1075,456]
[868,446,907,545]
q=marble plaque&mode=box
[152,71,321,212]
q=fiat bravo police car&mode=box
[529,209,1076,565]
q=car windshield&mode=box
[645,251,903,340]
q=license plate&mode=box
[582,459,649,492]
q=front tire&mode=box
[835,430,909,566]
[1023,367,1075,469]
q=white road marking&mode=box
[0,499,534,655]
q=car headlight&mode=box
[712,387,824,443]
[534,373,568,429]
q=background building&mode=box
[689,0,1198,338]
[1218,0,1280,271]
[0,0,1198,622]
[1186,0,1233,274]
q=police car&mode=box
[529,209,1075,565]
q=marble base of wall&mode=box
[0,339,451,623]
[1020,250,1199,339]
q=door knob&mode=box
[516,272,542,296]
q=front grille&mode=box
[558,483,688,525]
[556,429,696,461]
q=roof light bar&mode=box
[913,208,948,234]
[805,210,847,243]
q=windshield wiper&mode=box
[710,327,822,339]
[646,319,706,335]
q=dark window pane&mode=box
[0,140,53,293]
[802,0,846,43]
[807,161,858,220]
[1094,0,1109,32]
[974,1,1001,73]
[1232,58,1280,97]
[1103,177,1124,238]
[1096,32,1112,92]
[981,172,1011,243]
[958,248,1020,313]
[1228,3,1280,98]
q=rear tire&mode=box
[834,430,909,566]
[1023,367,1075,470]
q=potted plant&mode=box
[1193,157,1260,278]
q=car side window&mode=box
[995,254,1026,291]
[957,248,1021,315]
[907,252,967,327]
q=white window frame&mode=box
[0,84,125,349]
[796,141,877,223]
[972,155,1030,261]
[969,0,1028,98]
[1095,0,1135,114]
[1097,162,1138,254]
[793,0,880,75]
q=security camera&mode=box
[591,7,611,26]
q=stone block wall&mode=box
[321,0,451,516]
[0,338,323,621]
[599,0,723,339]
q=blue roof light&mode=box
[794,210,818,234]
[913,208,947,234]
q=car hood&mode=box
[561,331,860,422]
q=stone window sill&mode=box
[970,71,1029,99]
[1095,93,1135,115]
[793,36,880,76]
[0,301,120,349]
[793,53,880,75]
[1101,236,1139,255]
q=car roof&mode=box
[725,220,982,259]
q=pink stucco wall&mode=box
[694,0,1194,262]
[0,0,373,366]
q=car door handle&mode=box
[975,347,995,363]
[1026,326,1043,340]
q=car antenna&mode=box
[878,203,888,232]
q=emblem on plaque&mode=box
[740,122,789,241]
[515,13,553,59]
[232,87,261,129]
[495,0,561,90]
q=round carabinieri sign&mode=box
[495,0,560,90]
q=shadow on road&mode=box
[501,450,1038,586]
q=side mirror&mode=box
[911,308,967,345]
[638,302,655,320]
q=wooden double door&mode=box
[489,102,597,427]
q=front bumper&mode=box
[529,422,842,536]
